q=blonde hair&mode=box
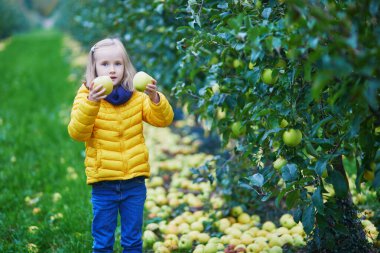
[85,38,136,91]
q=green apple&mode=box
[261,68,278,85]
[275,59,287,69]
[279,214,296,229]
[178,235,193,250]
[133,71,154,91]
[246,243,263,253]
[280,119,288,128]
[190,221,204,232]
[262,221,276,232]
[268,245,283,253]
[142,230,158,247]
[233,59,243,68]
[269,236,284,247]
[282,129,302,147]
[231,122,246,137]
[231,205,244,217]
[93,76,113,95]
[293,234,306,247]
[273,157,287,171]
[204,243,218,253]
[212,83,220,94]
[363,162,376,181]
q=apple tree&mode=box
[172,0,379,252]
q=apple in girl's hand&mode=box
[133,71,154,92]
[93,76,113,95]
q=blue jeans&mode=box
[91,177,146,253]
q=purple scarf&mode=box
[105,85,133,105]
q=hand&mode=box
[88,81,107,102]
[145,79,160,104]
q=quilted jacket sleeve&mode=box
[142,92,174,127]
[68,85,101,142]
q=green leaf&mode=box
[285,189,300,209]
[314,158,328,177]
[304,62,312,82]
[364,79,380,110]
[302,204,315,234]
[262,8,272,19]
[310,116,333,137]
[330,170,349,198]
[311,73,329,100]
[373,170,380,189]
[272,37,281,51]
[294,207,303,223]
[275,188,287,208]
[250,173,264,187]
[281,164,299,182]
[312,186,324,214]
[260,127,282,143]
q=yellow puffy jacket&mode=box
[68,84,174,184]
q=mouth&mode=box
[110,76,117,81]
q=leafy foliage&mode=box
[0,1,30,39]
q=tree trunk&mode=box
[308,156,375,253]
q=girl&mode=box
[68,38,174,253]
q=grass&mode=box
[0,30,93,252]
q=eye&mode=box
[116,62,122,66]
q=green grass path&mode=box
[0,30,93,252]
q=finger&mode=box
[89,81,95,90]
[146,84,157,91]
[93,84,104,92]
[152,79,157,85]
[94,88,106,97]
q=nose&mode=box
[110,64,115,73]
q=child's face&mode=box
[94,45,124,86]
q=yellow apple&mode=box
[133,71,154,91]
[197,233,210,244]
[93,76,113,95]
[191,221,204,232]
